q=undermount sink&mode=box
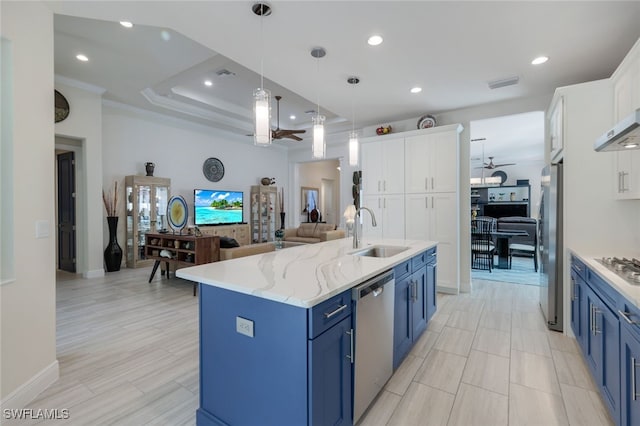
[350,245,409,258]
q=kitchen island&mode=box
[177,238,437,426]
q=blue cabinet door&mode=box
[412,266,428,339]
[621,325,640,426]
[584,286,602,377]
[393,274,412,369]
[570,269,586,352]
[308,315,353,426]
[598,300,620,422]
[426,261,437,322]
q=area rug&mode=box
[471,256,540,286]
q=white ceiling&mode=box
[49,1,640,148]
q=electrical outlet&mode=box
[236,317,254,338]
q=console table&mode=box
[145,233,220,295]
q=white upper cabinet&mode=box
[361,138,404,195]
[612,39,640,199]
[405,131,458,193]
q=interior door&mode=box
[57,151,76,272]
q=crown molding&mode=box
[55,75,106,95]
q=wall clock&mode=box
[203,157,224,182]
[491,170,507,185]
[55,90,70,123]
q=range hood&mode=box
[594,108,640,152]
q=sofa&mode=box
[283,223,345,244]
[219,240,275,260]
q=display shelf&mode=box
[250,186,279,243]
[125,175,171,268]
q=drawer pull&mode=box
[618,310,640,325]
[346,329,354,364]
[324,304,347,319]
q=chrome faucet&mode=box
[353,206,377,248]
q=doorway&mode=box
[469,111,545,286]
[57,151,76,272]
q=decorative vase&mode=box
[145,162,155,176]
[280,212,286,230]
[104,216,123,272]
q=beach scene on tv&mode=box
[194,190,243,225]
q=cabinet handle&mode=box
[590,303,594,334]
[425,178,428,191]
[618,172,622,193]
[346,329,354,364]
[618,310,640,325]
[632,356,639,401]
[570,277,576,301]
[431,177,434,190]
[378,181,381,192]
[593,306,601,334]
[324,304,347,319]
[622,171,629,192]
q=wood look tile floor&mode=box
[14,270,613,425]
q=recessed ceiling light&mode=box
[204,80,213,87]
[531,56,549,65]
[410,87,422,94]
[289,115,296,120]
[76,54,89,62]
[160,30,171,41]
[367,35,383,46]
[119,21,133,28]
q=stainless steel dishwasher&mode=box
[352,269,395,424]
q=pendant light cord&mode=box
[259,5,264,90]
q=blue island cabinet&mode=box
[197,284,353,426]
[393,247,436,369]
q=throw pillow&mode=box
[219,237,240,248]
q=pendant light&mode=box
[310,47,326,159]
[253,3,272,146]
[347,76,360,166]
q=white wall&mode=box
[0,0,58,406]
[54,82,104,277]
[102,104,289,247]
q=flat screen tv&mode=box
[194,189,243,226]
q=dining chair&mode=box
[497,217,538,271]
[471,218,496,272]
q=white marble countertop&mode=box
[176,238,437,308]
[570,249,640,308]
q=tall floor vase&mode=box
[280,212,286,230]
[104,216,123,272]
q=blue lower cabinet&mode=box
[198,284,353,426]
[393,272,412,370]
[569,268,586,352]
[584,284,621,421]
[393,248,436,369]
[426,255,437,322]
[308,316,353,426]
[411,266,428,339]
[621,325,640,426]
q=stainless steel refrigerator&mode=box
[539,163,563,331]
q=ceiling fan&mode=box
[476,156,516,169]
[272,95,306,141]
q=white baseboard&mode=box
[437,285,459,295]
[83,269,104,279]
[0,360,59,410]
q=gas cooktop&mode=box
[595,257,640,285]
